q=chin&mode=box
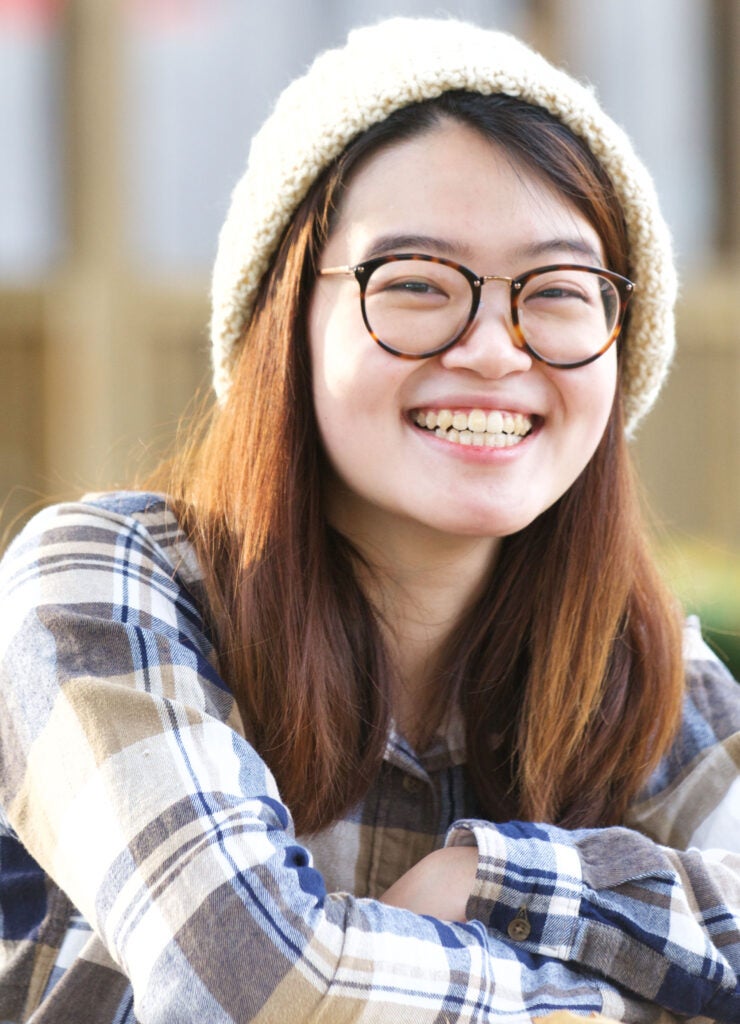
[421,511,536,540]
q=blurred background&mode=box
[1,0,738,670]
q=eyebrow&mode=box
[515,237,604,266]
[361,233,603,267]
[362,233,475,262]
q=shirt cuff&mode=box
[446,819,582,959]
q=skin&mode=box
[379,844,479,921]
[308,120,618,919]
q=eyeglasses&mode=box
[319,253,635,368]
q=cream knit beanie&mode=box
[211,17,676,434]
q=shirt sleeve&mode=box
[0,493,724,1015]
[2,496,633,1024]
[447,653,740,1021]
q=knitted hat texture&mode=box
[211,17,676,434]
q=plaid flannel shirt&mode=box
[1,492,739,1023]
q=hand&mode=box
[378,845,478,922]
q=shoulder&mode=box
[656,615,740,784]
[0,490,212,655]
[679,615,740,752]
[2,490,202,592]
[4,489,197,569]
[0,491,235,752]
[626,616,740,848]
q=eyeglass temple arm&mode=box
[318,265,357,277]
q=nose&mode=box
[438,285,533,378]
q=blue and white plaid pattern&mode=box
[1,492,739,1023]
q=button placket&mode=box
[402,774,423,794]
[507,905,531,941]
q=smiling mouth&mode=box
[412,407,534,448]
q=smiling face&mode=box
[308,120,618,559]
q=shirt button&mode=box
[507,906,531,941]
[402,775,423,794]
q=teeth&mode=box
[487,410,503,433]
[415,407,533,446]
[468,409,487,433]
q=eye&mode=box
[527,282,588,303]
[517,270,621,342]
[367,267,459,308]
[367,259,468,308]
[383,277,449,296]
[522,270,603,309]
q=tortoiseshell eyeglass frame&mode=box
[318,252,636,369]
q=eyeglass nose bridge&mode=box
[471,273,524,312]
[467,273,525,344]
[477,273,517,287]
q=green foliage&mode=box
[658,537,740,680]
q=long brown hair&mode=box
[157,93,684,834]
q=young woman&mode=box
[1,17,739,1024]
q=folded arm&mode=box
[2,496,739,1022]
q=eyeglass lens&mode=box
[364,259,621,363]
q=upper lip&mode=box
[409,394,541,417]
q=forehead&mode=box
[326,121,604,267]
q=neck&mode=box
[327,490,500,746]
[383,546,497,747]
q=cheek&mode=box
[308,287,365,399]
[309,285,412,418]
[308,299,385,467]
[592,352,619,428]
[310,334,368,438]
[308,295,348,428]
[543,353,618,490]
[562,350,618,431]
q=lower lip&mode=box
[411,422,538,461]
